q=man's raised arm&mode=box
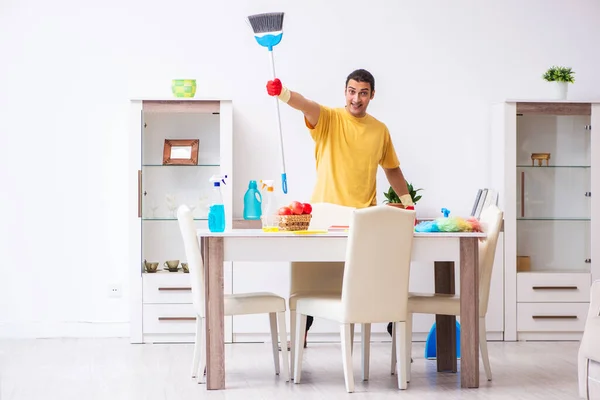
[267,78,320,127]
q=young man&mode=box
[266,68,413,340]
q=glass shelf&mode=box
[142,164,220,167]
[517,165,590,168]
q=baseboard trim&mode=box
[517,332,583,341]
[0,322,129,339]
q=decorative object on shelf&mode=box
[542,66,575,100]
[163,139,199,165]
[147,197,159,218]
[165,193,177,218]
[531,152,551,166]
[143,260,159,273]
[383,180,423,209]
[181,262,189,273]
[171,79,197,98]
[164,260,180,272]
[517,256,531,272]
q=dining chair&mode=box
[578,280,600,399]
[293,205,416,392]
[288,202,355,376]
[393,204,503,382]
[176,205,290,383]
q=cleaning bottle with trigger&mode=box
[208,175,227,232]
[259,180,278,232]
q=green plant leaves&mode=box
[382,180,423,204]
[542,66,575,83]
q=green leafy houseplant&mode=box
[383,181,423,206]
[542,66,575,83]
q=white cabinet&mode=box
[128,99,234,344]
[491,100,600,341]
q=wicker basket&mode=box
[277,214,312,231]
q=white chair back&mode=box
[177,205,204,317]
[308,202,356,230]
[478,205,503,316]
[340,205,415,323]
[290,203,355,295]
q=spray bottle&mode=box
[260,180,278,231]
[208,175,227,232]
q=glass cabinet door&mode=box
[516,114,591,273]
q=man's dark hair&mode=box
[345,69,375,92]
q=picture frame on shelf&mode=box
[162,139,199,165]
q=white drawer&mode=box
[143,304,197,334]
[517,302,589,332]
[517,272,591,303]
[143,272,193,304]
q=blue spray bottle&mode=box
[208,175,227,233]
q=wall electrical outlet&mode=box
[108,284,122,298]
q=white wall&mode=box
[0,0,599,338]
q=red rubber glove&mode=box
[266,78,282,96]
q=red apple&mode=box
[289,201,304,215]
[302,203,312,214]
[277,206,292,216]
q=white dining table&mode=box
[196,229,485,390]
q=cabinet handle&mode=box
[520,171,525,217]
[137,170,142,218]
[158,317,196,321]
[532,286,578,290]
[158,287,192,291]
[532,315,578,320]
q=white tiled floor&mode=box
[0,338,582,399]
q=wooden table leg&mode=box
[460,237,479,388]
[434,261,457,373]
[202,236,225,390]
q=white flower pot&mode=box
[551,81,569,100]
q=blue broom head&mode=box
[248,12,284,51]
[254,32,283,51]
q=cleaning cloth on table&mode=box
[415,216,483,233]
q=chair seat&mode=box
[408,292,461,316]
[223,292,286,316]
[289,291,342,310]
[295,294,344,322]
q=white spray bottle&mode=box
[260,180,278,231]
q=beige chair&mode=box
[176,205,290,384]
[288,202,355,376]
[394,204,503,382]
[578,280,600,399]
[293,205,416,392]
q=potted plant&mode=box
[542,66,575,100]
[383,181,423,209]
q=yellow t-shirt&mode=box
[305,105,400,208]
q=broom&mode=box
[247,12,288,194]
